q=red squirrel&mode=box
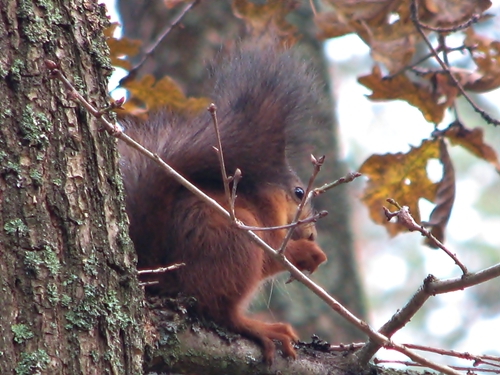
[118,45,327,363]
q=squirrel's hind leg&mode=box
[225,308,299,364]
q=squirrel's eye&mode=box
[294,187,305,200]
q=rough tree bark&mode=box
[0,1,143,374]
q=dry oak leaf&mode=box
[429,72,460,109]
[104,23,141,71]
[121,74,210,116]
[424,139,455,248]
[360,139,440,237]
[317,0,491,72]
[463,29,500,93]
[421,0,491,28]
[444,124,500,173]
[358,65,447,124]
[316,0,395,39]
[322,0,394,22]
[320,0,415,30]
[315,11,355,39]
[318,0,417,72]
[232,0,298,44]
[368,35,416,74]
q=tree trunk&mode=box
[0,1,143,374]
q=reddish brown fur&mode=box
[119,45,327,363]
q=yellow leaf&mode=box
[360,139,440,236]
[104,23,142,71]
[122,74,209,115]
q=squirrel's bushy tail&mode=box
[120,44,321,194]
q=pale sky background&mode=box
[102,0,500,366]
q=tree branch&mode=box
[147,307,350,375]
[357,263,500,363]
[122,0,199,84]
[410,0,500,126]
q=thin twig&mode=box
[123,0,198,82]
[416,13,480,33]
[410,0,500,126]
[403,343,500,368]
[239,211,327,232]
[308,0,317,18]
[231,168,242,213]
[374,359,500,373]
[313,171,361,197]
[277,155,324,255]
[384,199,468,275]
[208,103,237,221]
[385,45,476,79]
[439,35,450,68]
[357,263,500,363]
[138,263,185,275]
[438,35,461,121]
[139,281,159,287]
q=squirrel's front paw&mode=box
[285,239,327,274]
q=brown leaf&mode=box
[445,123,500,173]
[163,0,187,9]
[369,36,416,74]
[315,0,394,40]
[424,139,456,248]
[315,11,354,39]
[421,0,491,28]
[317,0,492,76]
[319,0,421,72]
[358,66,447,124]
[104,23,142,71]
[463,29,500,93]
[232,0,298,44]
[429,71,460,109]
[322,0,395,24]
[359,139,440,236]
[121,74,210,116]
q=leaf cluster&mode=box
[317,0,500,241]
[103,22,209,117]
